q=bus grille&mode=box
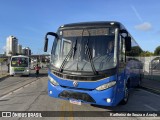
[14,67,25,71]
[59,90,96,103]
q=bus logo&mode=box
[73,81,78,87]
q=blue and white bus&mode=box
[44,21,143,106]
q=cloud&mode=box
[131,5,143,22]
[134,22,152,31]
[130,5,152,31]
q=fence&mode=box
[143,56,160,81]
[0,61,8,78]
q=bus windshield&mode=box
[11,57,29,67]
[51,27,117,72]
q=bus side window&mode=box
[119,35,125,62]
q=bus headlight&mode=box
[96,81,116,91]
[48,75,59,86]
[24,69,29,72]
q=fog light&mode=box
[106,98,111,103]
[49,90,52,94]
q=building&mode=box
[22,47,31,56]
[6,36,18,56]
[0,53,5,57]
[17,44,22,55]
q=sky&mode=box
[0,0,160,54]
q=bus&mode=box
[10,55,30,76]
[44,21,143,106]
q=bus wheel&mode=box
[121,84,129,105]
[25,74,30,77]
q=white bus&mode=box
[10,55,30,76]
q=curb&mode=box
[0,74,10,81]
[140,86,160,95]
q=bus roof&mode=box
[11,55,29,58]
[59,21,143,51]
[59,21,124,29]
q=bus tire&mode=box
[121,84,129,105]
[25,74,30,77]
[137,74,142,88]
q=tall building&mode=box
[17,44,22,55]
[22,47,31,56]
[6,36,18,56]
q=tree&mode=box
[154,46,160,55]
[126,46,143,56]
[140,51,154,57]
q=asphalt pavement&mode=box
[0,71,160,120]
[141,75,160,94]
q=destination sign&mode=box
[62,28,110,37]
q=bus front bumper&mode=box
[48,80,117,106]
[10,70,30,75]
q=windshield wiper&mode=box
[59,39,77,72]
[81,29,98,75]
[85,39,98,75]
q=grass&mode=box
[0,73,8,78]
[0,58,7,63]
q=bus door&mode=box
[117,35,127,99]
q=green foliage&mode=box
[140,51,154,57]
[126,46,143,56]
[126,46,160,57]
[154,46,160,55]
[0,58,7,63]
[0,59,3,63]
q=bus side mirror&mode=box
[44,38,48,52]
[44,32,59,52]
[125,36,131,52]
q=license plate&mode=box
[69,99,81,105]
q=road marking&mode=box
[69,102,74,120]
[24,84,30,88]
[0,78,40,100]
[12,87,23,93]
[60,101,65,120]
[0,93,12,100]
[144,104,157,111]
[60,100,74,120]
